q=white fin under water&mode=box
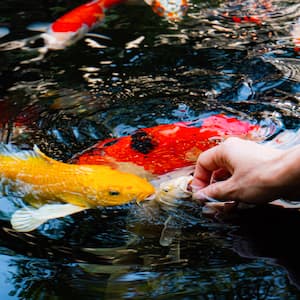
[11,204,86,232]
[145,167,194,246]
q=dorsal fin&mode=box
[0,143,59,164]
[32,145,59,164]
[0,143,38,159]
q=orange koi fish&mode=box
[0,0,187,57]
[38,0,122,51]
[71,114,261,177]
[0,144,154,232]
[0,0,122,57]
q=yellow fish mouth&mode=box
[136,194,156,206]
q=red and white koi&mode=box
[0,0,122,58]
[38,0,123,51]
[0,0,189,60]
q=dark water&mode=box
[0,0,300,298]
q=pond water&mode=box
[0,0,300,298]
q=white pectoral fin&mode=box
[26,22,50,32]
[11,204,87,232]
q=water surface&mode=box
[0,0,300,298]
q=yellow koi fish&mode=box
[0,144,154,232]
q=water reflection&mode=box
[1,206,300,298]
[228,206,300,291]
[0,0,300,298]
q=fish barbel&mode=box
[0,144,154,232]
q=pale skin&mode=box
[192,137,300,208]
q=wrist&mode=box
[264,146,300,201]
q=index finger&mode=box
[193,146,220,186]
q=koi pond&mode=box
[0,0,300,298]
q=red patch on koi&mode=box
[50,0,126,33]
[51,1,105,33]
[72,114,260,175]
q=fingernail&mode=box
[193,190,219,203]
[224,201,238,212]
[190,179,207,190]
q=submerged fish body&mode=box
[0,0,186,56]
[0,144,154,232]
[0,0,122,56]
[40,0,121,50]
[72,114,260,176]
[42,0,186,50]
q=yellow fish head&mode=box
[91,171,156,207]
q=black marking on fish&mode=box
[130,130,157,154]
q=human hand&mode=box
[192,137,286,207]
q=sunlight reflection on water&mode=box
[0,0,300,298]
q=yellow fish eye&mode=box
[108,190,120,196]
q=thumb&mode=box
[193,179,235,202]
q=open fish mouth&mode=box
[141,175,194,211]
